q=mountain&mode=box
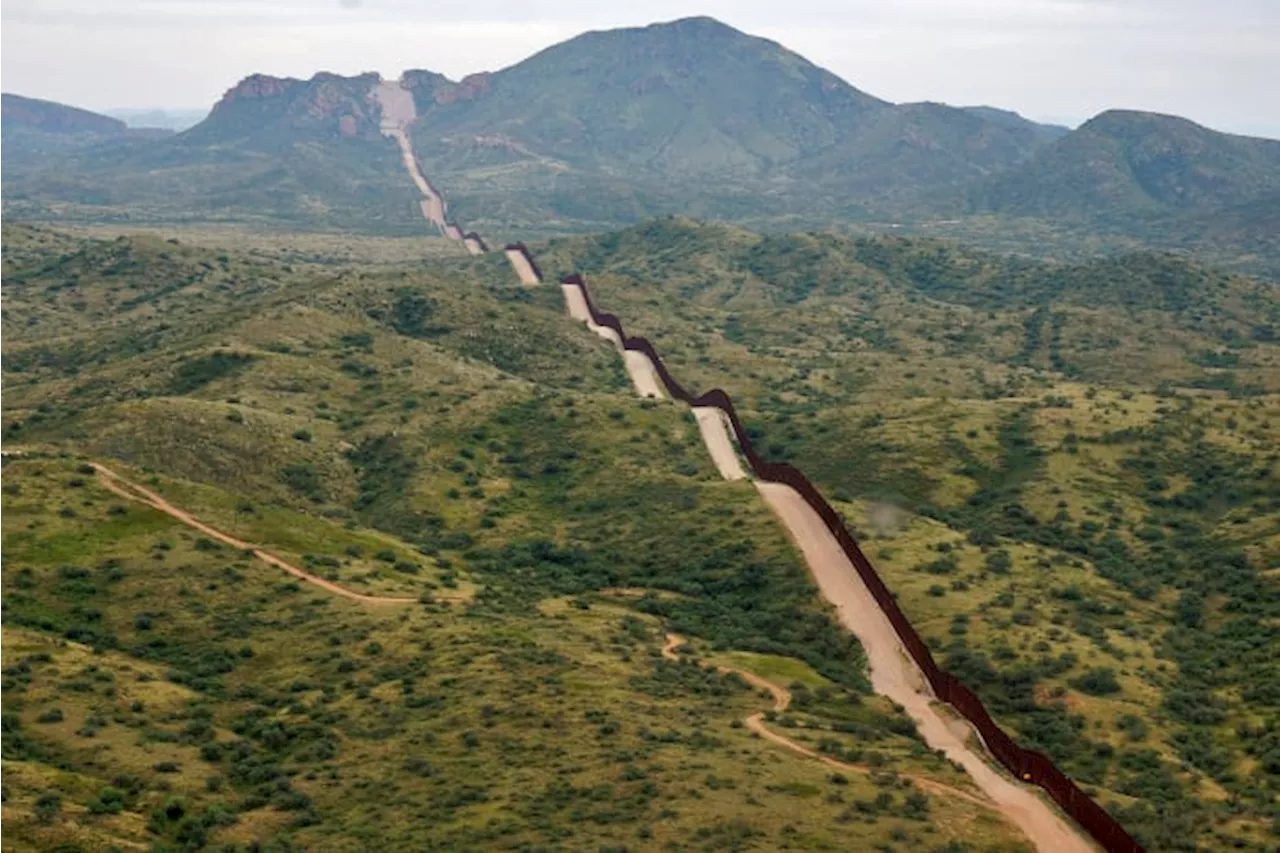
[2,93,127,136]
[405,17,1054,227]
[104,107,208,131]
[0,18,1057,235]
[969,109,1280,220]
[411,16,889,175]
[180,71,386,150]
[959,106,1070,142]
[2,74,423,233]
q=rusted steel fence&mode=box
[412,206,1143,853]
[560,273,1144,853]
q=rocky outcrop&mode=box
[189,71,384,145]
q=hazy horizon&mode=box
[3,3,1278,139]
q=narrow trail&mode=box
[371,79,449,234]
[660,634,996,811]
[90,463,420,606]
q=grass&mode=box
[2,457,1025,852]
[2,223,1036,851]
[530,218,1280,852]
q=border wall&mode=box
[561,274,1144,853]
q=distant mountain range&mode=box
[104,107,209,131]
[3,17,1277,273]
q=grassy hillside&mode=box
[970,110,1280,221]
[2,75,427,234]
[538,218,1280,852]
[1,224,1031,851]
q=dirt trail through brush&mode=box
[90,463,420,606]
[660,634,997,811]
[372,79,449,234]
[753,483,1094,852]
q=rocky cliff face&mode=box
[187,71,384,148]
[2,93,127,136]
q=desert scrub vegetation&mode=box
[1,457,1027,852]
[1,226,1031,850]
[535,218,1280,851]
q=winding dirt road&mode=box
[91,463,420,606]
[660,634,998,812]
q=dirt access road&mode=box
[505,248,542,285]
[91,463,423,606]
[561,278,666,398]
[755,482,1094,853]
[371,79,449,234]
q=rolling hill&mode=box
[968,109,1280,221]
[3,221,1040,851]
[535,217,1280,851]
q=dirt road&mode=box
[660,634,998,812]
[561,283,623,349]
[505,248,542,285]
[91,463,420,606]
[754,482,1094,853]
[561,279,664,397]
[371,79,450,234]
[622,350,665,399]
[691,407,748,481]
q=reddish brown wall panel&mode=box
[559,273,1145,853]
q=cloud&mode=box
[2,0,1277,137]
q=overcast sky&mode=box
[3,0,1277,138]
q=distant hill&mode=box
[104,107,208,131]
[2,93,127,135]
[2,17,1276,270]
[405,17,1054,228]
[969,109,1280,220]
[959,106,1070,142]
[180,72,386,150]
[1,75,423,233]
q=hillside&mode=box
[537,218,1280,852]
[970,110,1280,221]
[1,76,425,234]
[2,93,128,136]
[0,223,1027,851]
[407,17,1058,232]
[0,18,1056,238]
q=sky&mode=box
[3,0,1278,138]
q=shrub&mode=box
[1071,667,1121,696]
